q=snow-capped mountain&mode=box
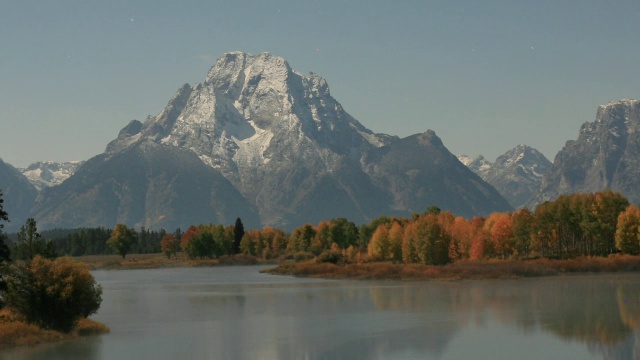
[457,155,492,179]
[20,161,83,190]
[532,99,640,206]
[459,145,552,208]
[31,51,511,230]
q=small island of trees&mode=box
[0,190,107,350]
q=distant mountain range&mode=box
[1,52,638,231]
[458,145,552,209]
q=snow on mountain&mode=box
[459,145,552,208]
[34,51,512,230]
[457,155,492,178]
[20,161,84,190]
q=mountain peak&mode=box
[205,51,293,89]
[533,98,640,207]
[458,145,551,209]
[39,50,512,230]
[599,98,639,109]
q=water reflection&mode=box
[2,267,639,360]
[368,277,640,359]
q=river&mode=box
[3,266,640,359]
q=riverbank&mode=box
[76,253,268,270]
[74,252,640,280]
[0,308,109,350]
[262,255,640,280]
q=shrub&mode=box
[316,250,343,264]
[293,251,315,262]
[3,256,102,333]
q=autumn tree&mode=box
[3,256,102,333]
[402,215,451,265]
[615,205,640,255]
[418,215,451,265]
[186,228,216,258]
[485,213,514,259]
[261,227,287,258]
[180,225,201,254]
[469,217,488,260]
[388,221,404,262]
[183,224,231,259]
[311,221,333,255]
[512,208,533,258]
[449,217,472,260]
[367,224,391,261]
[532,201,558,258]
[359,216,391,249]
[240,229,262,256]
[288,224,316,253]
[107,224,137,259]
[590,190,629,255]
[402,221,420,264]
[160,234,180,259]
[329,218,359,249]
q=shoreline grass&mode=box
[0,308,110,351]
[75,252,640,280]
[261,254,640,281]
[75,253,272,270]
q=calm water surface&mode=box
[3,266,640,360]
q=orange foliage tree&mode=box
[160,234,180,259]
[615,205,640,255]
[469,217,488,260]
[485,213,514,259]
[367,223,391,261]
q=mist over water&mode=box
[3,266,640,360]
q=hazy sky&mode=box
[1,1,639,167]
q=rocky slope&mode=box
[532,99,640,206]
[0,159,38,231]
[458,145,552,208]
[32,141,260,230]
[31,51,512,230]
[366,131,510,216]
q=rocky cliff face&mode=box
[31,52,511,230]
[532,99,640,206]
[458,145,552,209]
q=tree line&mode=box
[3,190,640,265]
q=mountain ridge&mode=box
[531,99,640,206]
[458,145,552,208]
[15,51,513,230]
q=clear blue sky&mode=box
[1,0,639,167]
